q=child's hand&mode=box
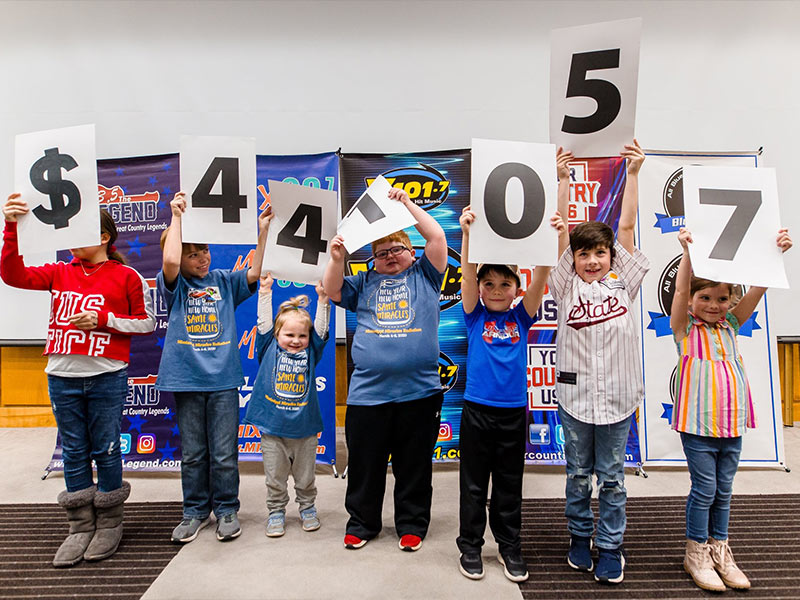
[387,187,411,205]
[258,205,274,235]
[556,146,574,181]
[459,205,476,233]
[777,228,793,253]
[170,192,187,218]
[678,227,693,250]
[330,234,346,262]
[551,211,566,236]
[316,280,329,303]
[259,271,273,293]
[68,310,99,330]
[621,139,645,175]
[3,193,28,222]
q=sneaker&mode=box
[171,516,209,543]
[216,512,241,542]
[459,552,484,580]
[567,534,594,572]
[300,507,320,532]
[594,546,626,584]
[498,550,529,583]
[344,534,368,549]
[265,511,286,538]
[398,534,422,552]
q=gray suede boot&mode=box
[53,485,96,568]
[84,480,130,561]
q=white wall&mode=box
[2,0,798,336]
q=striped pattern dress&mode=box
[672,312,755,437]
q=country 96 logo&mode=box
[366,163,451,211]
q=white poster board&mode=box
[179,135,257,244]
[469,138,558,267]
[338,175,417,253]
[683,166,788,289]
[14,124,100,256]
[550,18,641,158]
[638,151,785,468]
[262,179,338,284]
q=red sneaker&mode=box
[344,534,368,549]
[399,534,423,552]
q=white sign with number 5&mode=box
[683,166,788,289]
[469,139,558,267]
[180,135,257,244]
[550,17,641,158]
[262,179,338,285]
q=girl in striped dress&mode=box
[670,226,792,592]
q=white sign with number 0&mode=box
[550,17,641,158]
[180,135,257,245]
[15,124,100,256]
[262,179,338,285]
[469,139,558,267]
[683,166,788,289]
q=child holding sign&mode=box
[549,140,648,584]
[157,192,271,544]
[323,187,447,552]
[671,226,791,591]
[244,273,330,538]
[1,194,156,568]
[456,206,564,582]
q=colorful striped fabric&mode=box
[672,312,755,437]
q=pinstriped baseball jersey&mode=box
[548,242,650,425]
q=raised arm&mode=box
[161,193,186,287]
[388,187,447,272]
[618,139,645,255]
[257,272,273,334]
[459,206,479,314]
[314,280,331,338]
[522,213,565,317]
[247,205,274,285]
[556,147,574,257]
[322,234,346,303]
[670,228,693,340]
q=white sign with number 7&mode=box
[683,166,789,289]
[550,17,641,158]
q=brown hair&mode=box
[569,221,616,262]
[371,230,412,255]
[100,210,126,264]
[158,229,209,255]
[689,276,741,305]
[274,295,313,337]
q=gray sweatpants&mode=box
[260,433,318,513]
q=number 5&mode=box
[699,189,762,261]
[561,49,622,135]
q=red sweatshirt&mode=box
[1,221,156,362]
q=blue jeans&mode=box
[559,406,632,549]
[680,432,742,542]
[48,369,128,493]
[174,389,240,519]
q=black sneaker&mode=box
[498,550,529,583]
[459,552,484,580]
[567,534,594,571]
[594,546,626,584]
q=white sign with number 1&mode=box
[683,166,788,289]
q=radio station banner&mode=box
[637,151,785,468]
[47,151,339,473]
[340,149,641,466]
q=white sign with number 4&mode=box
[683,166,788,289]
[469,139,558,267]
[550,17,641,158]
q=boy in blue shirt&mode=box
[157,192,272,543]
[456,205,564,582]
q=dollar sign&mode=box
[29,147,82,230]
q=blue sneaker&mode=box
[567,534,593,571]
[594,546,626,584]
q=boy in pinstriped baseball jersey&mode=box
[548,140,649,585]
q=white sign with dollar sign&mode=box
[14,124,100,256]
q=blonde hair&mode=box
[371,230,412,255]
[274,295,313,336]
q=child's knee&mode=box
[567,470,593,495]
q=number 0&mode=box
[483,163,545,240]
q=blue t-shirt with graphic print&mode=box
[244,327,327,439]
[335,253,444,406]
[155,269,255,392]
[463,301,537,408]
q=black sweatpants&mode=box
[344,391,443,540]
[456,400,526,555]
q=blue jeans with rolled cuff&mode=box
[48,368,128,493]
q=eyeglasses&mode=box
[374,246,409,260]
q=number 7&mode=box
[698,188,762,261]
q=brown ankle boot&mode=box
[84,481,130,562]
[709,537,751,589]
[684,539,726,592]
[53,486,96,568]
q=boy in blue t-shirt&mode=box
[156,192,272,544]
[456,205,564,583]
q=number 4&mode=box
[699,188,762,261]
[192,157,247,223]
[277,204,328,265]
